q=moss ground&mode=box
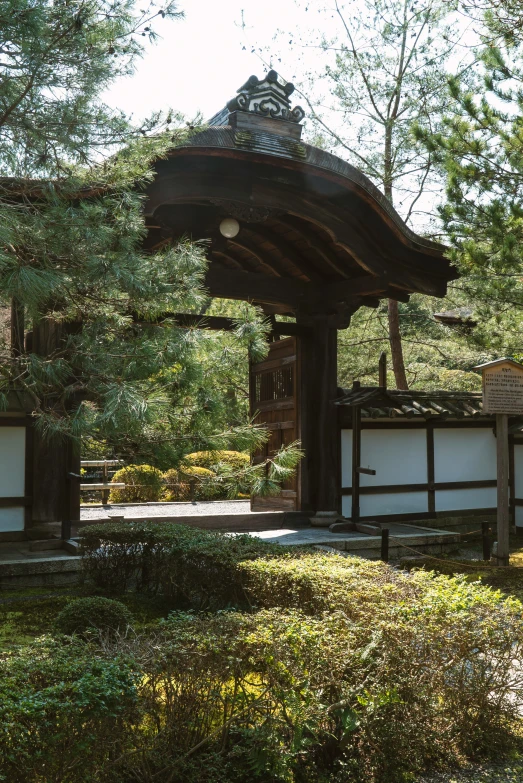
[0,586,171,648]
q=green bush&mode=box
[0,637,138,783]
[80,522,284,607]
[182,450,251,498]
[109,464,163,503]
[240,553,419,619]
[55,597,133,636]
[182,450,250,471]
[162,466,222,501]
[98,593,523,783]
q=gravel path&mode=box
[80,499,253,520]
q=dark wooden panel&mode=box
[251,337,298,512]
[0,417,27,427]
[0,496,32,507]
[342,479,497,495]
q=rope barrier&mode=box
[385,529,512,571]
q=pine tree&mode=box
[419,0,523,356]
[0,0,299,515]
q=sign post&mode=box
[474,358,523,566]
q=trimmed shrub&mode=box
[161,467,190,501]
[0,637,138,783]
[162,466,222,501]
[55,596,133,636]
[109,464,163,503]
[240,552,420,620]
[182,450,250,472]
[100,596,523,783]
[80,521,284,607]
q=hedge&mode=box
[80,522,284,608]
[0,637,138,783]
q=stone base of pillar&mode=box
[310,511,344,527]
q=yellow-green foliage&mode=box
[240,554,419,619]
[182,450,250,471]
[162,466,218,501]
[109,464,163,504]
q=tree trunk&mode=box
[387,298,408,390]
[383,133,409,390]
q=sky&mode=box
[103,0,311,124]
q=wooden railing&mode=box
[80,460,122,504]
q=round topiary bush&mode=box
[109,464,163,503]
[162,466,220,501]
[55,597,133,636]
[182,450,250,471]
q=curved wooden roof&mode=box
[143,71,457,323]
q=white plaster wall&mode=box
[434,428,496,483]
[361,491,428,517]
[341,429,353,487]
[435,487,496,513]
[359,429,427,487]
[514,444,523,498]
[513,443,523,526]
[0,507,24,532]
[0,426,25,497]
[342,492,428,518]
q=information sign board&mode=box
[482,361,523,415]
[473,358,523,566]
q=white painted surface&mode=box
[514,444,523,499]
[342,492,428,518]
[341,429,353,487]
[341,425,498,520]
[0,507,24,531]
[0,426,25,497]
[361,492,428,517]
[434,428,496,483]
[359,429,427,487]
[435,487,496,512]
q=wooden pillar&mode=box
[351,404,361,522]
[30,316,81,533]
[496,413,510,566]
[296,312,339,515]
[10,298,25,357]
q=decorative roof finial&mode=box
[227,70,305,124]
[209,70,305,138]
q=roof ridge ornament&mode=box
[208,70,305,139]
[227,70,305,124]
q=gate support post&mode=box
[296,312,339,520]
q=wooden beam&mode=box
[205,265,391,309]
[132,311,309,337]
[224,236,285,277]
[241,225,322,282]
[205,264,305,306]
[279,215,349,277]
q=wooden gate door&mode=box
[250,337,299,511]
